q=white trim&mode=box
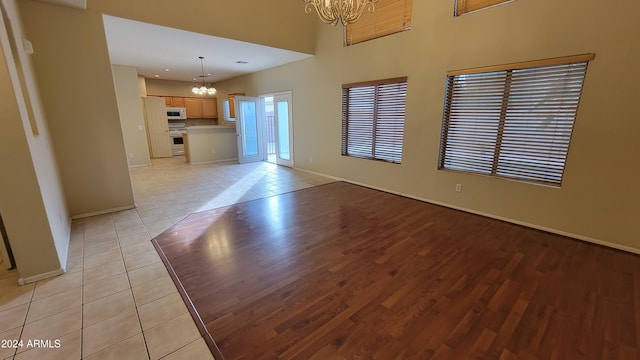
[18,268,65,285]
[71,205,135,220]
[188,158,238,165]
[293,168,640,255]
[128,163,151,169]
[294,166,342,181]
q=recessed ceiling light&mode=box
[236,61,248,64]
[164,68,170,72]
[154,74,160,78]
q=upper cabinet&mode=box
[164,96,185,107]
[185,98,217,119]
[172,97,185,107]
[184,98,202,118]
[202,99,217,118]
[227,93,245,119]
[154,96,218,119]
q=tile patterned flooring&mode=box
[0,157,334,360]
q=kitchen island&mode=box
[184,125,238,164]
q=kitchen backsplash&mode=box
[185,119,217,126]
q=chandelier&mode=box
[191,56,217,96]
[303,0,378,26]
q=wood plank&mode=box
[152,182,640,359]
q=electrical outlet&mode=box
[211,149,216,154]
[129,153,134,158]
[309,157,313,163]
[455,184,462,192]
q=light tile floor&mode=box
[0,157,334,360]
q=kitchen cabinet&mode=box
[172,97,185,107]
[185,98,218,119]
[228,93,245,119]
[164,97,185,107]
[185,98,203,118]
[202,99,217,118]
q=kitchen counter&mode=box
[186,125,236,131]
[184,125,238,164]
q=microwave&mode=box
[166,107,187,120]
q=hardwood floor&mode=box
[152,182,640,360]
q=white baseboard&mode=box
[189,158,238,165]
[18,268,65,285]
[292,168,640,255]
[294,167,342,181]
[128,163,151,168]
[71,205,135,220]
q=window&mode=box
[222,99,235,122]
[345,0,412,46]
[342,77,408,164]
[455,0,513,16]
[438,54,594,186]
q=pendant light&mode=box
[191,56,217,96]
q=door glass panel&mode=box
[241,100,259,157]
[276,101,291,161]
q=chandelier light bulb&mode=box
[303,0,378,26]
[192,56,216,96]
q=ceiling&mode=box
[102,15,313,84]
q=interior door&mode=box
[235,96,265,163]
[143,97,172,158]
[272,93,294,167]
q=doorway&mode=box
[234,92,294,167]
[261,92,293,167]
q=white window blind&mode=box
[455,0,513,16]
[439,54,594,186]
[342,77,408,164]
[345,0,412,46]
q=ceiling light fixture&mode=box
[191,56,217,96]
[303,0,377,26]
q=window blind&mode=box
[342,77,408,164]
[455,0,513,16]
[439,54,594,186]
[345,0,412,46]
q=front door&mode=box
[235,96,264,164]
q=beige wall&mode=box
[112,65,151,167]
[0,0,70,281]
[137,75,147,97]
[215,0,640,251]
[86,0,317,54]
[20,0,134,217]
[186,127,237,164]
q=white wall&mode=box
[112,64,151,167]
